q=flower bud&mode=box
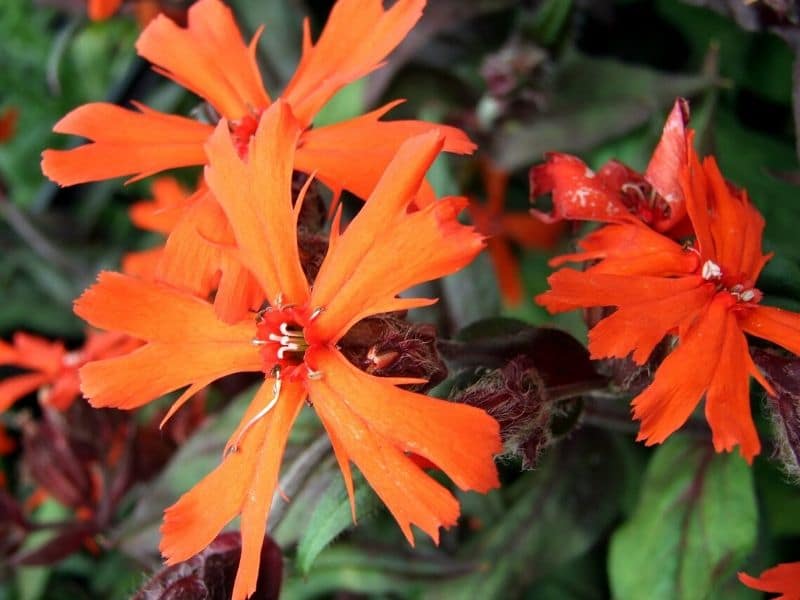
[453,356,551,469]
[133,532,282,600]
[752,348,800,479]
[339,313,447,393]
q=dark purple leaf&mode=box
[133,532,282,600]
[11,522,98,566]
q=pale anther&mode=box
[701,260,722,281]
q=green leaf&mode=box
[608,436,757,600]
[429,430,626,598]
[111,386,258,563]
[283,545,471,599]
[491,51,714,170]
[296,471,382,574]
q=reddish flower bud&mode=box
[339,313,448,393]
[453,356,552,469]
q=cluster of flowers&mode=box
[0,0,798,597]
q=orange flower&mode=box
[536,128,800,462]
[467,159,564,304]
[0,330,138,411]
[74,103,501,600]
[43,0,474,204]
[739,562,800,599]
[530,99,691,234]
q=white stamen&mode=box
[701,260,722,281]
[739,289,756,302]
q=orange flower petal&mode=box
[500,213,563,249]
[136,0,269,120]
[632,296,730,446]
[75,272,254,343]
[283,0,425,126]
[679,134,716,261]
[232,382,305,600]
[122,247,163,280]
[129,177,192,234]
[204,101,310,308]
[0,373,51,411]
[588,282,712,364]
[739,304,800,357]
[1,333,64,374]
[537,269,705,314]
[160,380,302,565]
[550,223,699,276]
[42,371,81,410]
[75,272,259,408]
[643,98,689,230]
[704,312,761,462]
[296,101,475,202]
[155,192,264,322]
[308,132,483,343]
[42,103,212,186]
[486,238,524,305]
[307,347,501,492]
[529,152,632,224]
[308,348,491,543]
[739,562,800,599]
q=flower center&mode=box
[253,307,309,374]
[699,259,762,305]
[619,181,671,226]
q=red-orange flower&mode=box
[530,99,691,234]
[43,0,474,203]
[536,128,800,462]
[739,562,800,599]
[467,159,564,304]
[74,103,501,600]
[0,330,138,411]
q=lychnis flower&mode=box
[75,102,501,600]
[536,121,800,461]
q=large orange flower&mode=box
[74,102,501,600]
[536,130,800,462]
[739,562,800,599]
[42,0,474,203]
[0,330,137,411]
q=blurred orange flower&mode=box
[0,330,138,412]
[75,104,501,600]
[468,159,564,304]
